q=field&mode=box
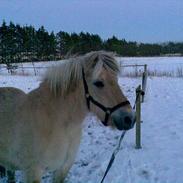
[119,57,183,77]
[0,57,183,183]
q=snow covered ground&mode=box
[119,56,183,71]
[0,57,183,183]
[1,56,183,77]
[118,57,183,77]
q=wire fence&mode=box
[0,62,147,75]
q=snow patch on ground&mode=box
[118,57,183,77]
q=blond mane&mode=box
[43,51,119,96]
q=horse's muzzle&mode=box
[111,109,136,130]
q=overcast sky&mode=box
[0,0,183,43]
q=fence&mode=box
[135,85,143,149]
[120,64,148,149]
[0,63,52,76]
[121,64,148,102]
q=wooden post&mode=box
[136,85,142,149]
[32,62,37,76]
[142,64,147,103]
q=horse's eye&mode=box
[93,81,104,88]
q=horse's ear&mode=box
[91,55,99,69]
[92,59,104,80]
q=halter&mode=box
[82,68,130,126]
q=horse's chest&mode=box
[42,123,82,171]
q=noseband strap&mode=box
[82,68,130,126]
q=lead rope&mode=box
[100,131,126,183]
[100,89,144,183]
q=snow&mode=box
[119,56,183,71]
[0,75,41,93]
[0,57,183,183]
[1,57,183,70]
[1,57,183,77]
[118,57,183,77]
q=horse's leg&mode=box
[53,169,65,183]
[7,170,15,183]
[0,165,6,178]
[54,158,74,183]
[25,168,42,183]
[54,128,82,183]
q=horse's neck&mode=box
[37,82,88,125]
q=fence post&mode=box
[32,62,37,76]
[136,85,142,149]
[142,64,147,103]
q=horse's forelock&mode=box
[86,51,119,74]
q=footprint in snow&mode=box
[138,169,150,180]
[136,165,159,183]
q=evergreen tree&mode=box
[1,20,183,63]
[0,21,9,64]
[56,31,72,56]
[47,32,56,59]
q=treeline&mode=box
[0,21,183,64]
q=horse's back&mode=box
[0,87,26,115]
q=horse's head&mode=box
[83,51,135,131]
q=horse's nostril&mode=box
[112,111,135,131]
[124,116,132,126]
